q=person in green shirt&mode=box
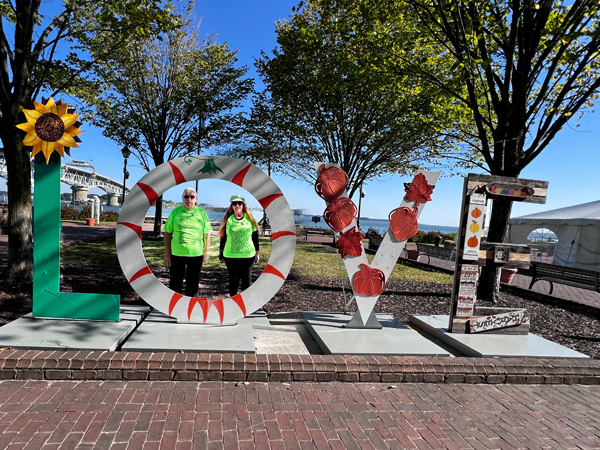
[164,188,211,296]
[219,194,260,297]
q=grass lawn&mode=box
[62,235,452,284]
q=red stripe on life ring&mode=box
[117,222,142,239]
[231,164,251,187]
[129,266,152,283]
[264,264,286,280]
[272,231,295,240]
[137,182,159,206]
[259,193,283,210]
[191,298,225,324]
[168,161,187,184]
[169,293,183,316]
[211,299,225,325]
[230,294,246,316]
[188,298,202,321]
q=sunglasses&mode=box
[231,201,243,206]
[183,195,196,199]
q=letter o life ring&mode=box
[116,156,296,325]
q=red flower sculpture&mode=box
[404,172,434,206]
[335,227,365,259]
[352,264,386,296]
[324,196,357,232]
[389,206,419,242]
[315,164,349,202]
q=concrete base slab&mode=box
[254,330,310,354]
[302,312,450,356]
[0,305,150,351]
[122,309,256,353]
[410,315,589,359]
[239,309,272,331]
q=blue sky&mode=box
[3,0,599,227]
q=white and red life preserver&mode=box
[116,156,296,325]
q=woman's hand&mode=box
[203,253,209,263]
[255,253,260,263]
[164,253,171,268]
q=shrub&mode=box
[444,232,456,242]
[61,204,93,221]
[410,230,448,244]
[60,205,80,221]
[100,210,119,222]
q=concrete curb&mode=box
[1,349,599,384]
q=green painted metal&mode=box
[32,161,120,321]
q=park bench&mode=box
[296,228,308,241]
[528,262,600,295]
[262,224,272,236]
[416,242,456,263]
[365,231,383,251]
[305,227,328,235]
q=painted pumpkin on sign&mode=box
[352,264,386,296]
[388,206,419,242]
[315,164,349,202]
[469,221,480,233]
[467,236,479,247]
[324,196,357,232]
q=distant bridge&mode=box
[0,149,129,205]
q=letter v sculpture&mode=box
[314,163,440,328]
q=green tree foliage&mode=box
[82,9,254,233]
[242,0,462,199]
[0,0,179,282]
[325,0,600,300]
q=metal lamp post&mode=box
[121,146,131,205]
[356,183,366,230]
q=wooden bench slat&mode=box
[416,243,456,263]
[529,261,600,294]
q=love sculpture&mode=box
[315,163,441,328]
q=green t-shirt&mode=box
[223,214,257,258]
[164,205,211,257]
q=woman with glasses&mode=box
[219,195,260,297]
[164,188,212,296]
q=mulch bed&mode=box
[2,243,599,359]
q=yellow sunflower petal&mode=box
[22,107,41,126]
[41,140,55,163]
[16,122,34,132]
[23,131,41,146]
[30,142,43,158]
[61,114,79,129]
[54,143,65,158]
[57,103,68,116]
[57,133,79,148]
[65,126,83,137]
[44,97,57,114]
[34,101,45,114]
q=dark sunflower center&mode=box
[35,113,64,142]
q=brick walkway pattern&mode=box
[1,380,600,449]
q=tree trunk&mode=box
[477,198,513,303]
[153,195,163,235]
[2,126,34,283]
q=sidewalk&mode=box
[2,227,600,448]
[1,379,599,449]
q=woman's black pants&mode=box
[170,255,203,297]
[224,257,255,296]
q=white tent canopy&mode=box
[508,200,600,270]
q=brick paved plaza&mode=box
[1,380,600,449]
[2,226,600,448]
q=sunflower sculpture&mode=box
[16,97,83,163]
